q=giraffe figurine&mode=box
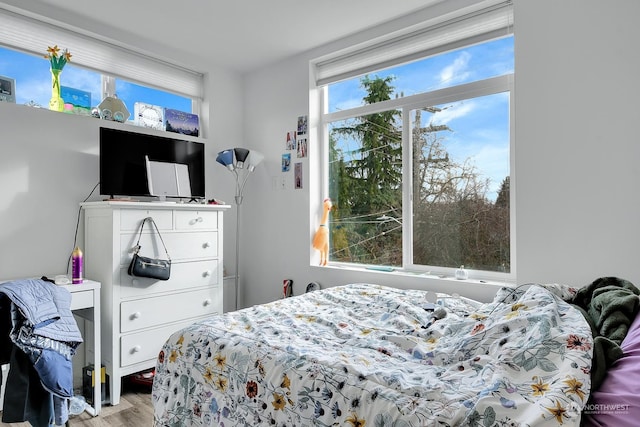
[312,198,332,266]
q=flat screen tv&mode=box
[99,127,205,199]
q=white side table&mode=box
[63,280,102,416]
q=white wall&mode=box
[240,0,640,308]
[514,0,640,286]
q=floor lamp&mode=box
[216,148,264,310]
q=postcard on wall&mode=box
[61,86,91,115]
[297,115,308,135]
[286,131,296,150]
[0,76,16,103]
[282,153,291,172]
[295,162,303,189]
[297,136,308,158]
[164,108,200,137]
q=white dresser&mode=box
[81,201,229,405]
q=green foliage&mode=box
[330,75,402,265]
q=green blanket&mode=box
[570,276,640,390]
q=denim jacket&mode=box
[0,278,83,426]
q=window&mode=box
[0,8,201,125]
[316,2,513,279]
[0,44,193,122]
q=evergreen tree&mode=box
[330,75,402,265]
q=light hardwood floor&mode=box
[0,381,153,427]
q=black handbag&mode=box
[127,217,171,281]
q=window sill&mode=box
[312,262,516,291]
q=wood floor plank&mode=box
[1,382,152,427]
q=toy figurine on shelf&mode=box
[312,198,332,266]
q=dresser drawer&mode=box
[119,260,219,298]
[175,210,218,231]
[120,231,218,264]
[120,209,173,231]
[120,288,220,333]
[120,319,197,367]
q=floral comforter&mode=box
[152,283,593,426]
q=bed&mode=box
[152,280,639,427]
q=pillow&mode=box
[581,309,640,426]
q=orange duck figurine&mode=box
[312,198,332,266]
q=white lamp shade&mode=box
[246,150,264,171]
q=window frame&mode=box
[316,60,515,283]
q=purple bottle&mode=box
[72,246,83,284]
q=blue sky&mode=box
[0,46,191,118]
[328,36,514,200]
[329,37,514,112]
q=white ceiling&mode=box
[1,0,440,73]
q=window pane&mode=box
[115,79,192,123]
[328,106,403,266]
[328,36,513,113]
[0,46,100,110]
[411,92,510,273]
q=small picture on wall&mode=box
[295,162,303,189]
[297,115,308,135]
[0,76,16,103]
[286,131,296,150]
[282,153,291,172]
[297,136,308,158]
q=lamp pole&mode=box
[216,148,263,311]
[233,171,248,310]
[234,197,241,311]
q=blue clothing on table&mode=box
[0,278,83,426]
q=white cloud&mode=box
[431,100,475,126]
[439,51,472,87]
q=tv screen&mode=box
[99,127,205,199]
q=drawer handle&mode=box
[190,217,204,225]
[202,242,211,249]
[132,279,140,286]
[202,270,212,277]
[132,345,142,353]
[131,311,141,320]
[203,298,212,306]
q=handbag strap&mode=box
[133,217,171,261]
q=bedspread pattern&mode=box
[153,284,593,426]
